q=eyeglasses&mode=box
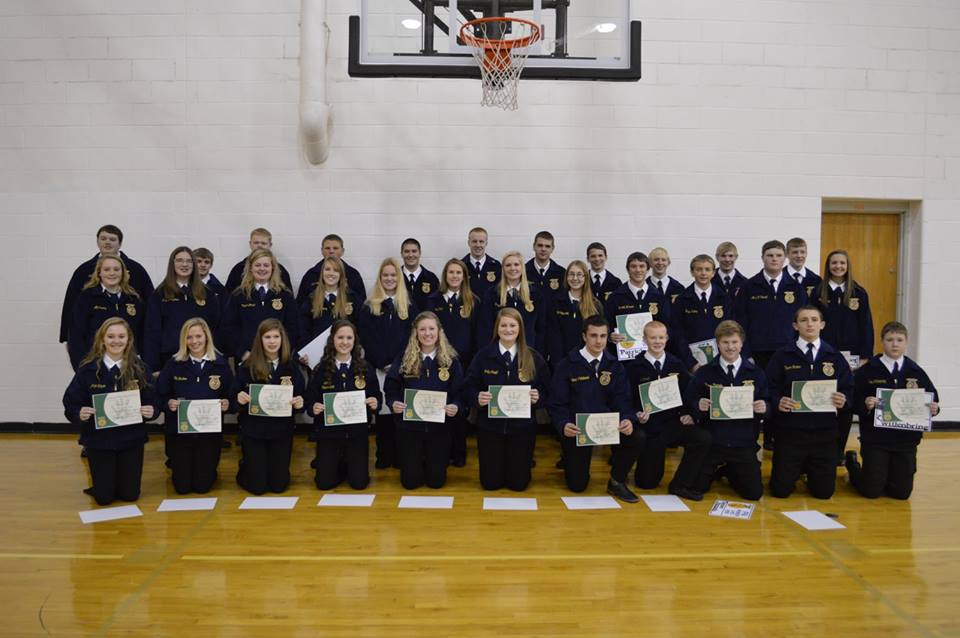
[567,272,585,279]
[174,258,194,265]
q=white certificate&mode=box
[249,383,294,417]
[791,380,837,413]
[488,385,532,419]
[92,390,142,429]
[638,375,683,414]
[177,399,222,433]
[689,338,718,366]
[403,389,447,423]
[615,312,652,361]
[710,386,754,420]
[874,389,933,432]
[323,390,368,425]
[575,412,621,446]
[840,350,860,370]
[297,326,331,368]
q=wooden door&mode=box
[820,212,900,354]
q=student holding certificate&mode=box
[156,318,233,494]
[235,319,305,495]
[847,322,940,500]
[63,317,157,506]
[604,251,671,355]
[305,320,381,491]
[628,321,710,501]
[466,308,550,492]
[296,256,361,365]
[545,260,604,367]
[685,321,769,501]
[546,315,643,503]
[671,254,735,372]
[478,250,545,354]
[765,306,853,499]
[384,312,464,490]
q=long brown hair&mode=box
[399,311,457,377]
[565,260,600,319]
[82,255,139,298]
[80,317,148,389]
[245,318,292,382]
[159,246,207,302]
[495,308,536,382]
[237,249,287,299]
[310,256,352,320]
[438,258,476,318]
[818,249,858,308]
[317,319,368,382]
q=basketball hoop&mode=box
[459,17,541,110]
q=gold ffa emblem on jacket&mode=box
[208,375,221,390]
[713,305,724,319]
[822,362,835,377]
[354,375,366,389]
[280,375,292,386]
[806,285,815,298]
[671,294,679,303]
[549,278,559,290]
[438,367,450,381]
[648,302,659,315]
[599,371,612,386]
[272,298,283,310]
[486,271,496,282]
[848,298,860,311]
[125,303,137,316]
[906,378,919,389]
[783,291,795,304]
[421,282,431,294]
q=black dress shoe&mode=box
[310,457,318,469]
[80,447,88,458]
[555,457,565,469]
[669,485,705,502]
[452,458,466,468]
[82,487,95,496]
[844,450,860,471]
[763,438,774,451]
[607,478,639,503]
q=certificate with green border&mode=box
[177,399,222,433]
[575,412,620,446]
[92,390,142,429]
[709,386,753,420]
[322,390,368,426]
[638,376,682,414]
[403,389,447,423]
[488,385,531,419]
[249,383,293,417]
[790,380,837,413]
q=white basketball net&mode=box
[460,19,541,111]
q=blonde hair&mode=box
[82,255,139,298]
[173,317,219,362]
[399,312,458,377]
[565,260,600,320]
[237,248,287,298]
[496,250,534,313]
[495,308,536,382]
[310,256,352,320]
[715,241,738,258]
[438,258,476,318]
[366,258,411,320]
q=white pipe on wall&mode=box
[300,0,331,165]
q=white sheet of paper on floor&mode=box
[157,498,217,512]
[640,494,690,512]
[561,496,621,510]
[708,500,755,520]
[78,504,143,524]
[398,495,454,509]
[318,494,376,507]
[482,497,538,511]
[782,510,846,531]
[238,496,299,510]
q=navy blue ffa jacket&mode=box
[235,361,305,440]
[671,284,735,370]
[684,357,770,448]
[627,352,691,436]
[357,299,418,370]
[222,288,298,360]
[304,359,381,440]
[427,292,480,369]
[59,251,154,344]
[647,276,686,305]
[545,291,603,365]
[525,258,565,293]
[786,269,822,301]
[143,287,222,370]
[854,355,939,448]
[546,349,637,436]
[463,254,501,299]
[603,283,673,344]
[384,355,464,434]
[62,360,158,451]
[225,260,294,297]
[765,341,853,432]
[295,259,367,306]
[402,267,441,312]
[712,270,747,298]
[155,355,235,437]
[204,273,226,299]
[296,291,361,350]
[68,288,146,370]
[591,271,622,302]
[734,272,807,356]
[816,284,874,359]
[465,342,551,435]
[479,285,546,355]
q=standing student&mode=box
[547,315,644,503]
[305,320,381,491]
[400,237,441,311]
[672,254,735,372]
[296,256,361,367]
[647,247,685,304]
[144,246,221,372]
[479,250,545,354]
[463,227,501,299]
[235,319,305,494]
[785,237,822,300]
[60,224,154,346]
[815,249,874,461]
[62,317,157,506]
[846,321,940,500]
[358,257,418,469]
[426,258,480,466]
[685,320,769,501]
[467,308,550,491]
[766,306,853,499]
[604,251,671,348]
[222,249,298,363]
[224,228,294,294]
[586,241,622,301]
[155,318,233,494]
[193,247,225,299]
[712,241,747,298]
[629,321,710,501]
[545,260,604,366]
[525,231,565,292]
[297,234,367,305]
[385,312,464,490]
[68,255,146,371]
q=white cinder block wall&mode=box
[0,0,957,423]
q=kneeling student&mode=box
[685,321,769,501]
[629,321,710,501]
[547,315,644,503]
[766,306,852,499]
[846,321,940,500]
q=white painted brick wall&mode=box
[0,0,958,423]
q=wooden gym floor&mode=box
[0,432,958,637]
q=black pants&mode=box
[694,445,763,501]
[561,428,644,493]
[477,429,536,491]
[315,436,370,490]
[836,410,854,461]
[752,351,775,443]
[85,445,145,506]
[397,428,451,489]
[769,428,837,499]
[168,433,222,495]
[375,413,398,468]
[237,435,293,495]
[634,423,712,491]
[449,413,467,464]
[848,443,917,500]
